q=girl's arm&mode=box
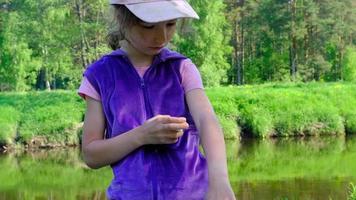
[82,96,188,169]
[185,89,235,200]
[82,96,144,169]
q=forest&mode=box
[0,0,355,91]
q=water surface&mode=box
[0,135,355,200]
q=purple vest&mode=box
[84,48,208,200]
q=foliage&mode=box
[349,183,356,200]
[225,0,356,84]
[207,82,356,138]
[1,83,356,145]
[0,106,19,144]
[0,91,84,145]
[173,0,232,86]
[0,11,39,91]
[343,47,356,82]
[0,0,110,91]
[0,0,356,90]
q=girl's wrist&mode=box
[134,125,148,146]
[209,172,229,181]
[208,167,229,182]
[208,164,228,175]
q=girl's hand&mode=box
[206,177,236,200]
[139,115,189,145]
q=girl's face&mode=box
[125,19,177,56]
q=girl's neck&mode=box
[120,40,154,68]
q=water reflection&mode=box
[0,135,355,200]
[0,149,112,200]
[226,135,356,200]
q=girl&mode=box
[78,0,235,199]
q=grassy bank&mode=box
[208,82,356,139]
[0,91,84,147]
[350,183,356,200]
[1,82,356,146]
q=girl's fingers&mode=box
[153,115,186,124]
[161,122,189,131]
[156,130,184,144]
[167,130,184,138]
[165,117,186,123]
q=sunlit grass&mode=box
[1,82,356,145]
[0,90,84,145]
[349,183,356,200]
[207,82,356,138]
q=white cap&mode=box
[110,0,199,23]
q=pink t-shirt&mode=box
[78,59,203,101]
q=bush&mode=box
[0,91,84,146]
[0,106,20,144]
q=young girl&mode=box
[78,0,235,199]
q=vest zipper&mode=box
[123,56,158,199]
[140,78,154,119]
[140,67,158,200]
[122,56,152,120]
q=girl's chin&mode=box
[144,48,163,55]
[148,47,163,53]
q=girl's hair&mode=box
[107,5,141,50]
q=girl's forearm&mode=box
[82,126,145,169]
[199,116,229,179]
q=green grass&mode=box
[0,106,20,145]
[0,91,84,146]
[1,82,356,146]
[349,183,356,200]
[207,82,356,139]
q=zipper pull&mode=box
[141,79,145,88]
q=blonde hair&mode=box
[107,5,141,50]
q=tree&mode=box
[225,0,245,85]
[174,0,232,87]
[0,3,39,91]
[342,47,356,81]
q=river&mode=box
[1,135,355,200]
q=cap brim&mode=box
[126,1,199,23]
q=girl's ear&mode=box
[107,31,122,50]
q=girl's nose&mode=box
[154,27,167,45]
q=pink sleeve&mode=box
[180,59,204,93]
[77,77,101,101]
[78,60,200,100]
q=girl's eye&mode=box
[167,22,177,27]
[140,23,154,29]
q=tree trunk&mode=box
[234,0,245,85]
[240,19,244,85]
[75,0,89,69]
[289,0,298,80]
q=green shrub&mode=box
[0,91,84,145]
[349,183,356,200]
[0,106,20,144]
[207,82,356,138]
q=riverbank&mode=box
[0,91,84,149]
[1,82,356,148]
[208,82,356,138]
